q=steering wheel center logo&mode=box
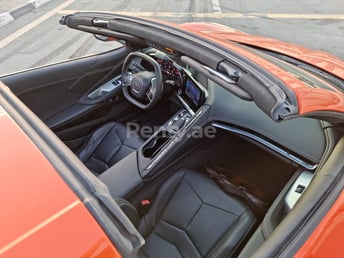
[132,78,142,93]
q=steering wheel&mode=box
[121,52,163,109]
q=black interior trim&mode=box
[207,83,326,163]
[77,24,145,45]
[181,56,252,100]
[212,122,318,171]
[252,136,344,257]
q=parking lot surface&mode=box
[0,0,343,75]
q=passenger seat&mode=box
[136,168,256,257]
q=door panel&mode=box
[1,45,135,146]
[2,46,131,118]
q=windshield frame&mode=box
[239,44,344,93]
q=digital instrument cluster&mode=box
[150,50,207,111]
[156,58,181,77]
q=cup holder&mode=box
[142,130,173,158]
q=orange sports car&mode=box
[1,12,344,257]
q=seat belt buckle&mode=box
[139,199,151,215]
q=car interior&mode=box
[1,14,342,257]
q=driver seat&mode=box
[77,122,143,175]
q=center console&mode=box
[136,70,209,177]
[141,109,192,159]
[100,67,210,196]
[100,106,209,197]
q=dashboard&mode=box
[130,49,326,166]
[125,49,207,112]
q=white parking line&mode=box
[212,0,222,14]
[57,10,344,20]
[0,0,76,49]
[257,13,344,19]
[32,0,54,9]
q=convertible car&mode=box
[1,12,344,257]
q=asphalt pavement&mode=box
[0,0,343,75]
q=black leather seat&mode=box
[138,168,256,258]
[77,122,143,175]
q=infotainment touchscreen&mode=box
[185,78,201,107]
[181,73,207,111]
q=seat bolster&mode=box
[77,122,143,174]
[207,209,256,258]
[115,197,139,227]
[117,123,143,148]
[138,171,186,237]
[77,122,116,162]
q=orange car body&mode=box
[0,108,121,258]
[1,19,344,257]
